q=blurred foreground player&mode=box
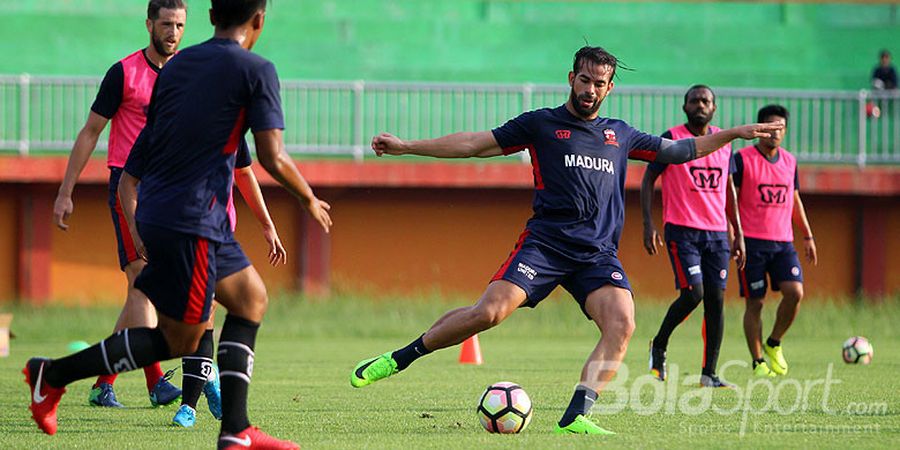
[51,0,187,409]
[25,1,331,448]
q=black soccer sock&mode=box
[391,335,432,371]
[45,327,171,388]
[701,287,724,376]
[218,314,259,434]
[652,286,703,350]
[558,385,598,428]
[766,337,781,348]
[181,329,215,409]
[753,358,765,368]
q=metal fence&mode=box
[2,74,898,166]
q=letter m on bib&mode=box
[758,184,788,204]
[689,167,722,189]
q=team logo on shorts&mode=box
[720,269,727,279]
[517,263,537,280]
[791,266,800,276]
[603,129,619,147]
[611,271,623,281]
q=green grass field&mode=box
[1,294,898,449]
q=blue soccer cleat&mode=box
[149,368,182,407]
[88,382,124,408]
[203,364,222,420]
[171,404,196,428]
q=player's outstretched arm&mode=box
[116,171,146,261]
[254,128,332,233]
[53,112,110,230]
[234,166,287,266]
[792,190,817,266]
[694,123,784,159]
[640,167,664,255]
[371,131,504,159]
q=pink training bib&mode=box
[660,124,731,232]
[737,145,797,242]
[107,50,157,168]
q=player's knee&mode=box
[746,297,764,312]
[605,313,635,346]
[161,330,201,357]
[784,285,804,304]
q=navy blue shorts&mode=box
[108,167,139,270]
[491,230,631,320]
[134,223,250,325]
[664,224,730,290]
[739,238,803,299]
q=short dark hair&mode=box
[572,46,623,80]
[147,0,186,20]
[757,104,789,124]
[684,84,715,105]
[880,49,891,59]
[211,0,268,29]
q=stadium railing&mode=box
[1,74,898,167]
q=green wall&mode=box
[1,1,897,89]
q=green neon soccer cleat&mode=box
[350,352,398,388]
[763,343,788,375]
[554,415,616,435]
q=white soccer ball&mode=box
[842,336,874,365]
[476,381,533,434]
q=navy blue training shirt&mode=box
[491,105,663,261]
[124,38,284,242]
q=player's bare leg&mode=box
[350,281,525,388]
[422,281,526,350]
[554,285,632,435]
[90,260,179,407]
[743,296,765,360]
[769,281,803,342]
[763,281,803,375]
[744,296,776,376]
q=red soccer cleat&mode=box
[218,426,300,450]
[23,357,67,435]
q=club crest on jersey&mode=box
[602,128,619,147]
[555,129,571,139]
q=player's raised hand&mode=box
[306,198,333,233]
[734,122,785,140]
[53,194,74,231]
[643,224,663,255]
[371,133,407,156]
[264,226,287,266]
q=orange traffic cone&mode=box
[459,334,483,365]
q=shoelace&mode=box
[162,367,179,383]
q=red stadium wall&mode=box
[0,156,897,303]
